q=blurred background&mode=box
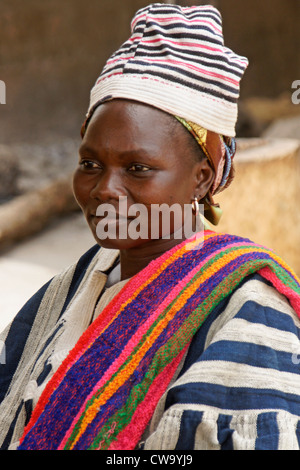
[0,0,299,329]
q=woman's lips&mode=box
[90,213,131,221]
[90,214,133,229]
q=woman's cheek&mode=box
[72,170,91,210]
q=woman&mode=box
[1,4,300,450]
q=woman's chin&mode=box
[88,220,190,252]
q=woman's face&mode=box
[73,99,213,250]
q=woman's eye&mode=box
[128,164,151,173]
[79,160,100,170]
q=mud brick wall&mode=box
[0,0,299,144]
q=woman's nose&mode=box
[90,169,126,202]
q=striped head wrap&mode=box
[81,3,249,224]
[174,115,236,225]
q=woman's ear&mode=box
[193,158,215,200]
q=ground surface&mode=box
[0,212,94,331]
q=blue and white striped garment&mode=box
[1,245,300,450]
[143,274,300,450]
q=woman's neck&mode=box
[119,236,185,280]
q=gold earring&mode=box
[203,195,222,226]
[192,197,209,232]
[192,197,199,216]
[192,197,203,233]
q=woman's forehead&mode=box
[81,99,183,155]
[89,99,177,130]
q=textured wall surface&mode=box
[0,0,152,143]
[0,0,299,144]
[216,139,300,275]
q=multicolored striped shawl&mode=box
[18,231,300,450]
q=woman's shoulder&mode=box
[215,272,298,339]
[180,273,300,375]
[0,244,103,403]
[144,273,300,450]
[0,244,102,340]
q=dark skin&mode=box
[73,99,214,280]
